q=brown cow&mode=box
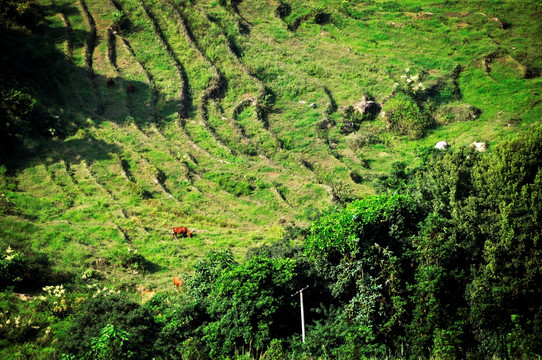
[173,276,183,288]
[106,77,115,87]
[128,82,135,94]
[172,226,192,239]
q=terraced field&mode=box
[2,0,541,289]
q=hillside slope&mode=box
[1,0,541,289]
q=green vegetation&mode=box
[382,92,431,139]
[3,128,542,358]
[1,0,541,357]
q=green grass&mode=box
[1,0,541,293]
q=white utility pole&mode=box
[291,285,309,343]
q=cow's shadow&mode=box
[139,258,165,274]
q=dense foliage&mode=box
[1,0,541,358]
[2,125,541,358]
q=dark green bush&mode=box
[0,244,52,291]
[57,293,159,360]
[202,256,297,358]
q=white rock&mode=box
[470,142,487,152]
[435,141,449,150]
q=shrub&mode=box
[202,256,297,358]
[87,324,134,360]
[0,245,52,291]
[108,10,125,29]
[0,192,14,214]
[381,92,432,139]
[0,292,45,344]
[0,246,26,289]
[261,339,288,360]
[57,293,159,360]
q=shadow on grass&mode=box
[0,2,183,170]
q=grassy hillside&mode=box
[1,0,541,294]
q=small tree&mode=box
[108,9,125,32]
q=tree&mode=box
[467,126,542,357]
[305,194,424,351]
[411,128,542,357]
[202,256,297,358]
[408,214,470,358]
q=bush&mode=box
[261,339,288,360]
[0,292,46,344]
[87,324,134,360]
[381,92,432,139]
[0,192,14,214]
[202,256,297,358]
[57,293,159,360]
[108,10,125,32]
[0,245,52,291]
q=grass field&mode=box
[1,0,541,291]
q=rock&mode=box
[353,95,380,118]
[435,141,449,150]
[465,105,482,120]
[470,142,487,152]
[93,258,111,268]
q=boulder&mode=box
[470,142,487,152]
[353,95,380,118]
[435,141,449,150]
